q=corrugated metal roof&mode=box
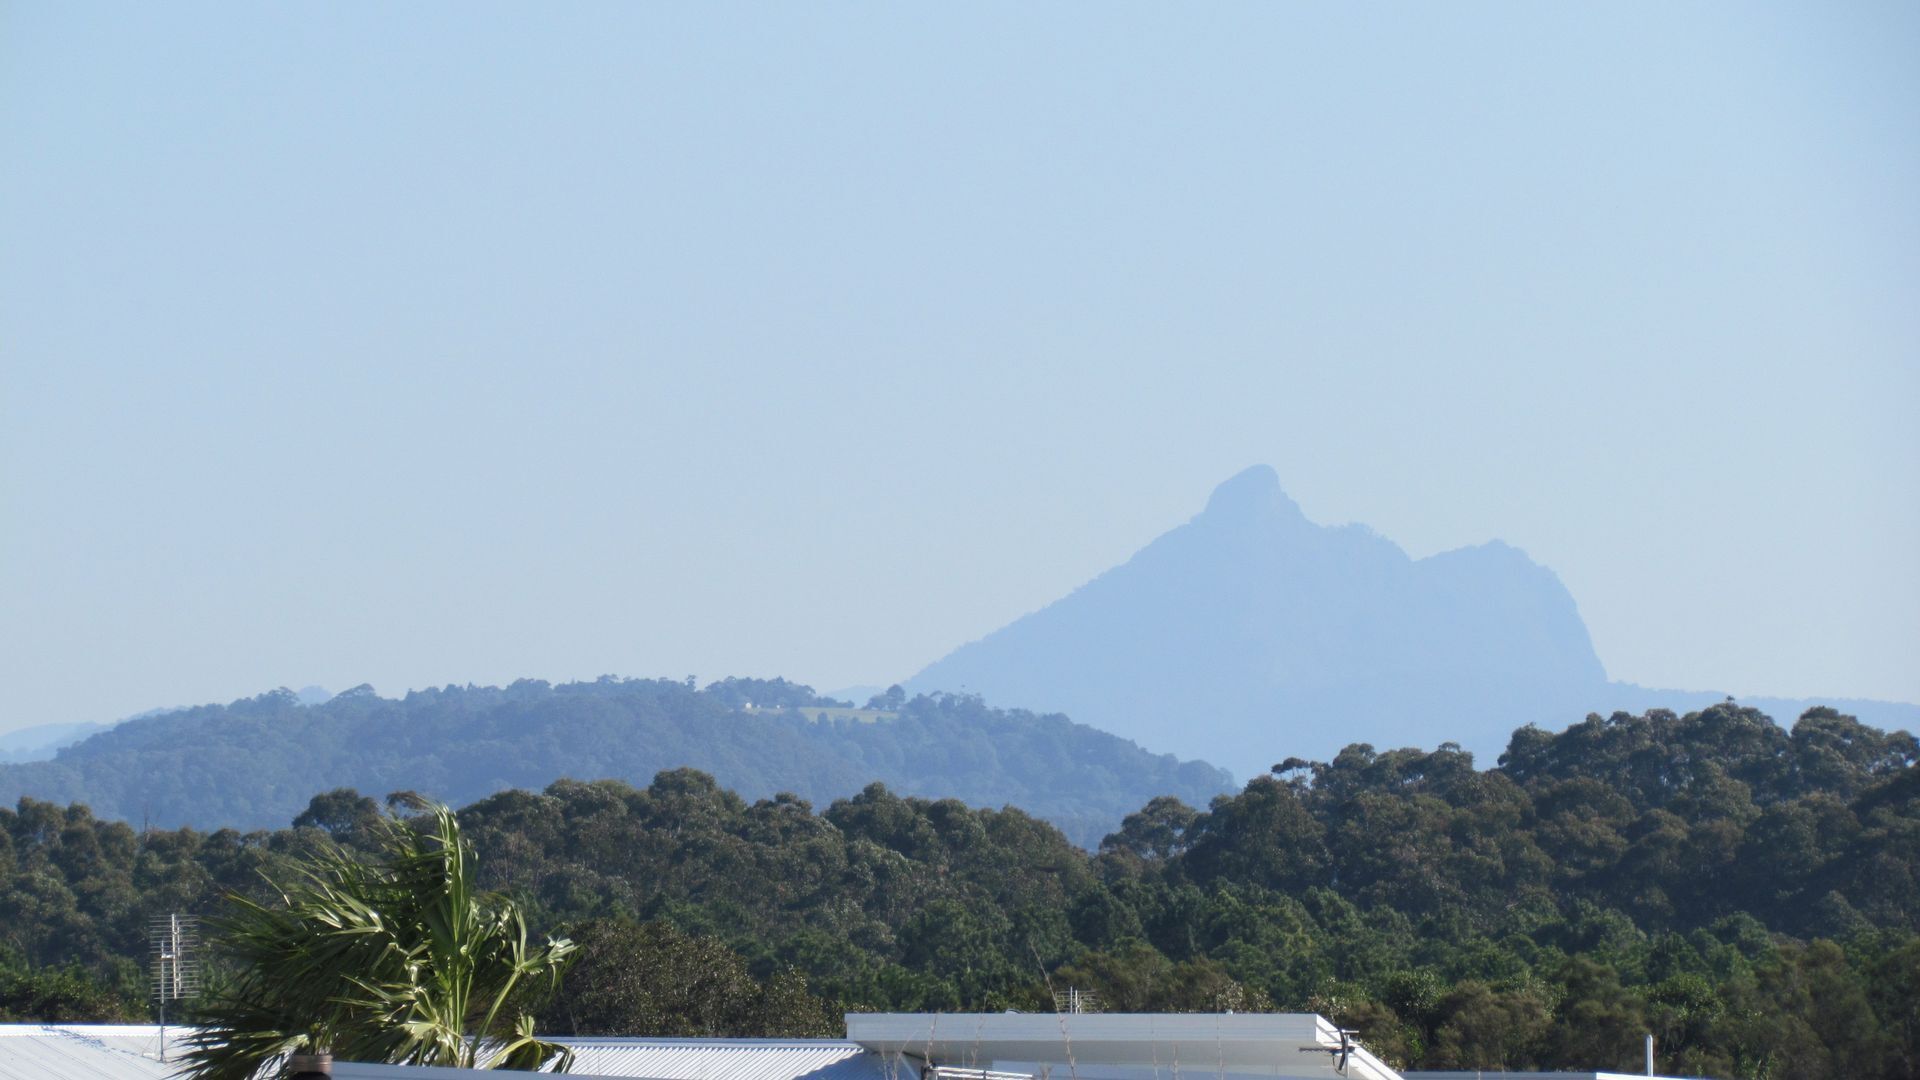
[558,1037,905,1080]
[0,1025,184,1080]
[0,1028,903,1080]
[0,1027,900,1080]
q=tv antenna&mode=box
[1053,987,1099,1014]
[150,913,202,1062]
[1298,1029,1358,1075]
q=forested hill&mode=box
[0,677,1232,846]
[4,703,1916,1075]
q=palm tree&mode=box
[179,796,576,1077]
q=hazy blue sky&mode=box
[3,3,1916,735]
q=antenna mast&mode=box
[1053,987,1100,1014]
[150,913,202,1062]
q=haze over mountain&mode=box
[0,720,117,765]
[0,686,333,763]
[0,677,1229,847]
[907,466,1920,775]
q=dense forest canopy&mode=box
[0,677,1231,847]
[2,703,1916,1078]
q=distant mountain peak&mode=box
[1199,464,1307,528]
[907,467,1613,773]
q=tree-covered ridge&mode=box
[1,703,1915,1077]
[1155,704,1920,939]
[0,676,1232,847]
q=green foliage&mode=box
[543,919,838,1037]
[291,789,382,842]
[1,701,1915,1076]
[0,947,136,1021]
[178,799,575,1078]
[0,679,1234,848]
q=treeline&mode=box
[0,677,1231,846]
[2,703,1915,1077]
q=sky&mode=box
[2,3,1916,735]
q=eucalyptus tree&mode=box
[180,797,575,1078]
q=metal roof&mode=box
[558,1038,903,1080]
[4,1017,1411,1080]
[1405,1073,1694,1080]
[845,1013,1402,1080]
[0,1029,898,1080]
[0,1025,184,1080]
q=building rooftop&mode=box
[1405,1074,1687,1079]
[558,1038,897,1080]
[844,1013,1399,1080]
[1,1017,1689,1080]
[0,1025,178,1080]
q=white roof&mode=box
[4,1016,1409,1080]
[0,1028,898,1080]
[1405,1074,1693,1080]
[0,1025,183,1080]
[846,1013,1402,1080]
[559,1038,900,1080]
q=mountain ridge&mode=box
[906,466,1917,774]
[0,676,1231,848]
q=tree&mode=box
[1100,796,1198,865]
[0,948,134,1022]
[1430,980,1551,1071]
[179,798,575,1078]
[291,789,381,842]
[543,919,837,1037]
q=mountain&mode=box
[0,693,343,764]
[0,687,335,764]
[905,465,1919,775]
[0,677,1231,847]
[0,720,118,764]
[292,684,335,706]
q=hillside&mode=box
[0,720,115,764]
[0,676,1231,847]
[5,703,1915,1075]
[907,465,1920,775]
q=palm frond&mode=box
[179,799,575,1077]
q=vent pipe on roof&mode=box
[1645,1032,1655,1075]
